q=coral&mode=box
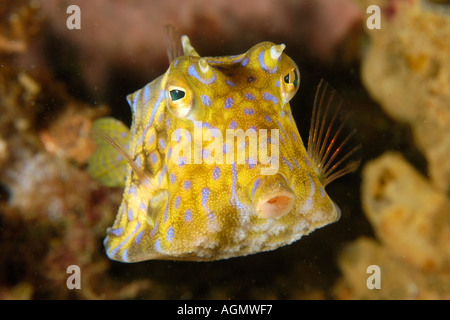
[335,0,450,299]
[335,153,450,299]
[359,0,450,193]
[335,237,450,299]
[0,0,42,54]
[39,103,108,164]
[336,150,450,299]
[362,153,450,273]
[0,0,156,299]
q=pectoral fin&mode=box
[87,117,130,187]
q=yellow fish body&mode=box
[88,32,359,262]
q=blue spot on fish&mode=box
[150,152,157,164]
[148,133,155,144]
[128,185,137,197]
[163,197,169,222]
[251,178,261,202]
[166,227,174,242]
[184,208,191,222]
[154,239,161,252]
[246,157,256,169]
[290,131,297,141]
[135,230,143,244]
[201,187,215,220]
[225,79,235,87]
[258,50,278,74]
[292,157,299,169]
[151,221,158,237]
[174,196,181,209]
[183,180,191,190]
[319,185,325,198]
[212,166,220,180]
[281,157,293,171]
[245,93,255,101]
[139,201,147,211]
[201,188,210,207]
[122,249,128,262]
[243,108,255,115]
[201,94,211,107]
[108,222,140,258]
[263,92,278,104]
[159,138,165,150]
[109,227,123,237]
[223,97,233,109]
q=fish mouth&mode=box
[247,173,296,219]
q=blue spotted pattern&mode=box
[244,93,255,101]
[166,226,174,242]
[184,209,191,222]
[201,94,212,107]
[212,166,220,180]
[223,97,233,109]
[183,180,191,190]
[188,64,216,85]
[243,108,255,115]
[263,92,278,104]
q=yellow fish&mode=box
[88,29,360,262]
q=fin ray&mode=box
[307,80,361,186]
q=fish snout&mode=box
[247,173,296,219]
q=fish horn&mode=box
[198,58,210,75]
[247,173,295,219]
[270,44,285,61]
[181,35,200,57]
[259,44,285,74]
[191,58,216,85]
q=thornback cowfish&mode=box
[87,27,360,262]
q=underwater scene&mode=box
[0,0,449,300]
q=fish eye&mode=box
[280,64,300,104]
[165,84,194,118]
[169,89,186,101]
[283,69,298,87]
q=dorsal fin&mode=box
[163,25,184,63]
